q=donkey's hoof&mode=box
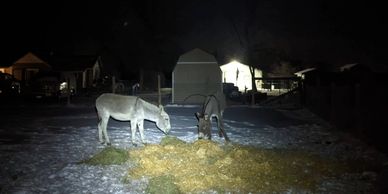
[100,142,111,146]
[140,141,147,145]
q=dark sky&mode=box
[1,1,387,72]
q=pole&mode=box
[158,73,161,106]
[67,78,71,105]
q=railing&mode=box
[255,77,301,96]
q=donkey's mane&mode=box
[201,95,220,115]
[140,98,161,117]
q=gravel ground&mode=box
[0,97,387,193]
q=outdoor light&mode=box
[220,60,262,92]
[60,82,67,91]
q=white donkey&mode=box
[95,93,171,145]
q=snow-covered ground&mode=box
[0,96,387,193]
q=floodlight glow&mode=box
[220,61,262,92]
[60,82,67,91]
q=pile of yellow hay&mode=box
[127,136,350,193]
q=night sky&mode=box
[1,1,387,73]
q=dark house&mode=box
[0,52,51,86]
[49,56,102,95]
[302,64,388,153]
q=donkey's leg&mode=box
[215,116,223,137]
[101,116,111,145]
[217,116,230,141]
[138,120,146,144]
[130,119,138,145]
[97,115,104,143]
[103,120,111,145]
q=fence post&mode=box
[158,73,161,106]
[67,78,71,105]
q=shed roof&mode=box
[8,52,51,70]
[177,48,217,64]
[14,52,48,64]
[294,68,316,76]
[339,63,358,72]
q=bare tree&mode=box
[271,61,299,77]
[224,1,290,104]
[223,1,266,105]
[226,1,258,93]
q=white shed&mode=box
[172,48,222,104]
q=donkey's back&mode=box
[203,90,227,118]
[96,93,139,121]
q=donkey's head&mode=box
[156,105,171,134]
[195,112,212,140]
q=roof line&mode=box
[177,62,218,64]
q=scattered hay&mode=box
[128,137,355,193]
[81,147,129,165]
[146,175,181,194]
[160,135,186,146]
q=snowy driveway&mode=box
[0,99,386,193]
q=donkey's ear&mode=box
[195,112,201,120]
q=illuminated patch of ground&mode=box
[127,136,359,193]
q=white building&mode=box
[220,61,262,92]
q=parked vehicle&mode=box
[0,72,20,96]
[222,83,241,100]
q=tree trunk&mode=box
[249,66,257,92]
[249,65,257,105]
[67,78,71,105]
